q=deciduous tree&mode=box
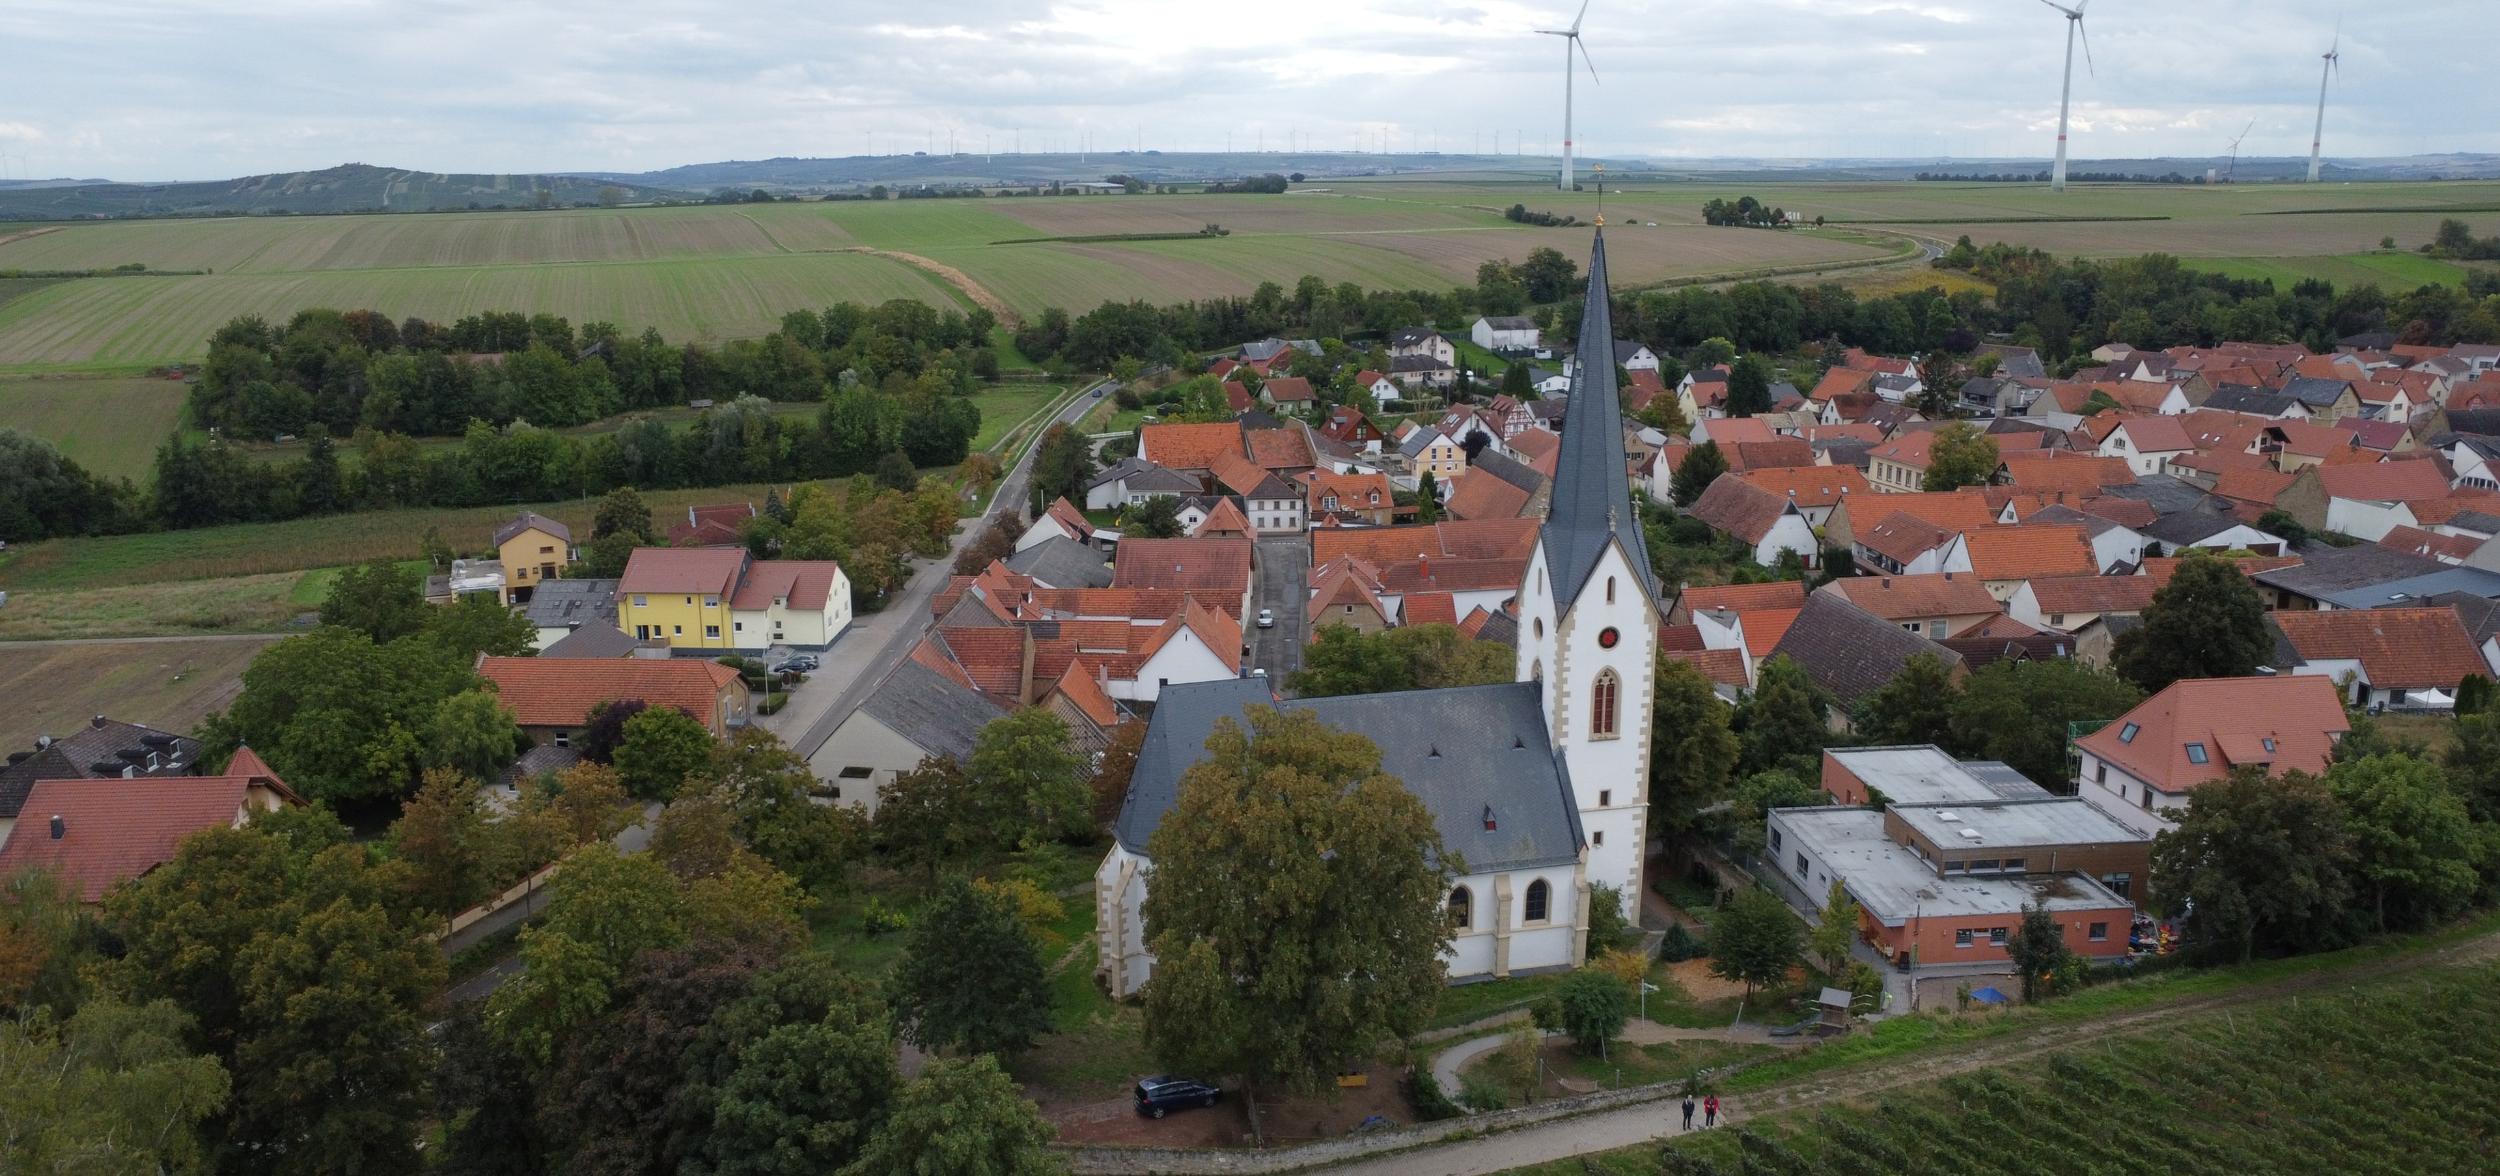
[0,998,228,1174]
[1555,968,1630,1055]
[2004,900,2074,1003]
[1920,421,1998,492]
[614,705,716,800]
[2112,554,2272,692]
[708,1009,899,1176]
[2151,767,2355,963]
[889,879,1053,1057]
[1649,657,1740,835]
[1735,655,1827,778]
[1724,354,1772,417]
[847,1056,1065,1176]
[1808,880,1862,978]
[968,707,1092,847]
[391,767,489,916]
[319,558,430,642]
[1852,652,1961,747]
[2327,754,2481,933]
[427,687,524,782]
[1706,887,1803,997]
[1092,720,1147,836]
[1947,659,2143,787]
[1141,708,1452,1092]
[873,757,981,880]
[1287,623,1512,698]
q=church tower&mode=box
[1514,226,1661,921]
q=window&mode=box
[2096,763,2107,784]
[1988,927,2009,946]
[1955,929,1974,948]
[1945,860,1965,874]
[2117,722,2140,744]
[1770,828,1784,852]
[1598,790,1611,807]
[2049,614,2066,627]
[2262,737,2278,753]
[1592,831,1604,846]
[1524,879,1550,923]
[633,596,648,607]
[1794,852,1810,877]
[2002,858,2026,873]
[837,766,873,779]
[734,622,743,632]
[1590,669,1621,739]
[2102,873,2132,900]
[2088,922,2109,942]
[1966,859,1999,873]
[554,732,571,748]
[1447,886,1472,930]
[673,625,683,636]
[2185,742,2208,764]
[1606,576,1616,603]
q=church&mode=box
[1094,228,1660,997]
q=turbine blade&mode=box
[1577,38,1600,84]
[1572,0,1592,34]
[2078,19,2095,77]
[2076,0,2089,12]
[2036,0,2078,15]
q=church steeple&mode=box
[1541,228,1656,608]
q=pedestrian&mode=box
[1680,1094,1695,1132]
[1704,1094,1719,1128]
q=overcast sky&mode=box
[2,0,2490,180]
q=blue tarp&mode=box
[1969,986,2012,1005]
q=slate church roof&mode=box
[1541,229,1657,609]
[1111,678,1584,875]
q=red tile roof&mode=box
[1732,466,1871,509]
[1854,490,1998,532]
[1312,518,1540,567]
[1742,606,1803,653]
[2315,461,2451,503]
[1856,512,1960,565]
[2022,574,2160,619]
[1403,591,1459,627]
[2271,607,2490,690]
[2379,525,2478,563]
[1245,427,1316,471]
[1112,537,1254,594]
[728,560,845,611]
[2111,416,2194,453]
[1678,580,1807,615]
[1051,660,1121,729]
[1964,524,2099,580]
[1809,366,1876,402]
[1193,498,1252,537]
[477,656,743,729]
[1823,573,2000,624]
[666,503,756,547]
[618,547,746,597]
[2211,467,2298,508]
[1664,647,1750,689]
[0,776,282,901]
[1223,381,1252,412]
[1996,454,2136,495]
[1141,422,1244,471]
[1726,438,1818,472]
[1262,376,1315,403]
[1700,418,1776,447]
[2076,676,2349,798]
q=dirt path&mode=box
[0,226,65,250]
[846,247,1021,329]
[1321,927,2500,1175]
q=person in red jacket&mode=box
[1703,1094,1720,1127]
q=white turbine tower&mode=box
[2307,28,2340,183]
[2039,0,2094,193]
[1536,1,1598,191]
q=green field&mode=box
[2179,251,2488,290]
[0,374,187,480]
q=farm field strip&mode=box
[2179,251,2488,289]
[0,374,189,480]
[0,636,279,751]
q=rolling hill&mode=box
[0,163,692,221]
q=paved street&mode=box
[784,382,1099,761]
[1247,535,1309,681]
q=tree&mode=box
[1287,624,1512,698]
[2112,553,2271,692]
[1724,354,1772,417]
[427,687,523,782]
[708,1010,900,1176]
[2004,900,2071,1003]
[1852,653,1961,746]
[1555,968,1631,1055]
[1808,880,1861,978]
[1030,424,1096,509]
[578,698,648,765]
[424,592,540,660]
[1947,659,2144,786]
[0,869,88,1016]
[1669,441,1728,507]
[2444,710,2500,824]
[1415,469,1441,523]
[487,845,688,1068]
[1585,882,1636,960]
[2326,754,2480,933]
[392,767,489,916]
[1920,421,1998,492]
[593,485,655,545]
[319,557,429,642]
[1130,494,1184,538]
[0,999,228,1174]
[873,757,980,879]
[1649,657,1740,836]
[1092,720,1147,836]
[706,728,862,891]
[614,705,717,800]
[296,430,345,514]
[207,626,473,804]
[1716,769,1826,857]
[1141,708,1452,1092]
[2151,767,2355,963]
[1706,887,1803,997]
[1736,655,1827,778]
[535,946,770,1173]
[968,707,1091,847]
[889,878,1053,1057]
[651,781,743,881]
[847,1055,1065,1176]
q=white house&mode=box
[1472,315,1541,353]
[2097,417,2195,476]
[1388,328,1458,366]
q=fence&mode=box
[431,859,563,945]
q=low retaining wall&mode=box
[432,860,561,944]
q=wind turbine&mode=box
[2038,0,2094,192]
[2307,27,2340,183]
[2225,118,2255,181]
[1536,1,1598,191]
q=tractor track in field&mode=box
[0,226,66,250]
[842,246,1021,328]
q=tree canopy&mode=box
[2113,554,2272,692]
[1947,659,2144,787]
[1920,421,1999,492]
[888,878,1053,1057]
[1287,623,1514,698]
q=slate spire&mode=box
[1541,228,1656,607]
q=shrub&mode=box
[1407,1069,1464,1121]
[1457,1069,1510,1113]
[1659,924,1707,962]
[1529,995,1565,1032]
[861,898,910,935]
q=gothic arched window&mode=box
[1590,668,1621,740]
[1448,886,1473,930]
[1524,879,1551,923]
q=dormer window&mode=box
[2117,722,2140,744]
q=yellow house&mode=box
[616,547,853,651]
[495,512,576,605]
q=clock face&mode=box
[1598,627,1620,649]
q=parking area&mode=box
[1248,536,1310,682]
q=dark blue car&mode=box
[1133,1076,1221,1118]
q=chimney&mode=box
[48,815,63,840]
[90,715,108,729]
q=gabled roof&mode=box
[1445,453,1543,521]
[1192,497,1253,537]
[541,624,649,659]
[1003,536,1115,588]
[2021,574,2160,618]
[1677,580,1807,616]
[1314,517,1541,567]
[1996,454,2136,495]
[496,510,572,547]
[1821,572,1999,622]
[666,503,755,547]
[1687,477,1803,546]
[1851,490,1998,532]
[2,718,204,818]
[1140,422,1245,471]
[1403,591,1460,627]
[1246,425,1317,471]
[1964,524,2100,581]
[478,656,742,728]
[617,547,746,597]
[2281,375,2358,408]
[1769,594,1964,706]
[1262,376,1315,403]
[2076,676,2348,797]
[1541,230,1657,611]
[1112,537,1255,593]
[522,577,621,630]
[2270,607,2489,690]
[2110,416,2194,453]
[2314,460,2452,503]
[2380,525,2480,564]
[728,560,845,611]
[858,642,1010,761]
[0,773,298,902]
[1856,511,1961,565]
[1733,466,1871,509]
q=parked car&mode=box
[781,654,820,672]
[1256,608,1275,629]
[1134,1076,1222,1118]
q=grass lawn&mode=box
[1078,395,1152,435]
[2178,251,2482,290]
[1449,337,1513,376]
[0,574,307,641]
[0,373,190,481]
[1427,972,1570,1031]
[2374,712,2458,759]
[0,634,277,749]
[969,382,1069,452]
[290,559,430,606]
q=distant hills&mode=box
[0,164,691,221]
[3,152,2496,222]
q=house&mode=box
[1021,497,1116,552]
[1852,511,1972,577]
[1002,536,1115,589]
[495,511,576,605]
[1443,451,1550,522]
[1766,804,2137,969]
[1978,344,2048,381]
[1311,518,1542,622]
[2006,574,2158,633]
[1819,573,2001,639]
[1962,525,2102,597]
[1686,477,1822,568]
[478,655,751,743]
[1769,594,1966,729]
[1732,466,1870,529]
[0,753,302,900]
[2280,376,2364,422]
[1353,369,1403,407]
[665,502,756,547]
[2073,676,2350,835]
[522,577,623,650]
[1866,432,1938,493]
[1,718,206,848]
[1139,422,1247,474]
[808,642,1009,817]
[2268,607,2489,710]
[1189,498,1254,539]
[1389,353,1458,391]
[2097,417,2195,476]
[1303,469,1396,527]
[1259,376,1317,415]
[1103,231,1666,997]
[615,548,852,651]
[1397,425,1469,484]
[1472,315,1541,353]
[1668,580,1807,627]
[1209,452,1306,533]
[2250,543,2453,610]
[1112,537,1257,621]
[1388,328,1458,366]
[1084,456,1200,512]
[1319,405,1386,451]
